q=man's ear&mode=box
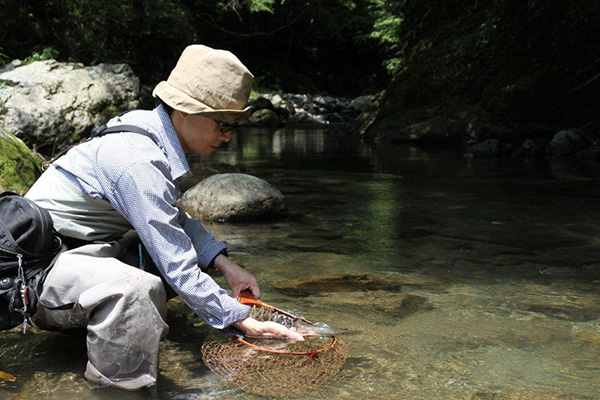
[176,110,190,118]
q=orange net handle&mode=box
[238,291,265,307]
[236,336,338,357]
[238,291,314,325]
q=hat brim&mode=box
[153,81,252,124]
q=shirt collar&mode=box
[153,104,191,182]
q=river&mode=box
[1,127,599,399]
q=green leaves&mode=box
[23,47,60,65]
[0,0,406,94]
[248,0,277,14]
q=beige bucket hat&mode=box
[153,44,254,123]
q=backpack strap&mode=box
[43,119,157,170]
[90,124,156,142]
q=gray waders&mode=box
[32,237,169,390]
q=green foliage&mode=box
[248,0,278,14]
[355,0,406,75]
[23,47,60,64]
[453,22,494,55]
[0,0,194,83]
[0,0,403,95]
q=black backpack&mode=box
[0,192,65,331]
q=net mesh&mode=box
[201,301,349,398]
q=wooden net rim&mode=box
[236,335,338,357]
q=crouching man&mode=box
[25,44,302,390]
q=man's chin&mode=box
[195,147,217,157]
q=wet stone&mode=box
[524,304,599,322]
[274,273,402,295]
[352,291,433,322]
[179,173,288,222]
[298,290,433,324]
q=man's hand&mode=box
[213,254,261,299]
[233,317,304,341]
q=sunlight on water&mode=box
[2,127,599,399]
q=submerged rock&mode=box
[179,173,288,222]
[276,286,433,322]
[275,273,402,295]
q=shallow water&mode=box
[1,127,599,399]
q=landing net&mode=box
[201,294,349,398]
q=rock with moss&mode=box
[0,126,43,194]
[179,173,288,222]
[248,108,283,127]
[0,59,139,156]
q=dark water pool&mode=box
[1,127,599,399]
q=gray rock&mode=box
[576,145,600,160]
[270,94,283,108]
[248,109,283,127]
[385,117,462,143]
[350,95,377,112]
[0,59,139,155]
[467,138,512,158]
[548,129,592,156]
[248,96,274,111]
[274,106,289,119]
[512,137,550,158]
[254,92,359,126]
[284,101,295,115]
[179,173,288,222]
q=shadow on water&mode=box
[2,126,600,399]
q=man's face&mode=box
[175,112,233,157]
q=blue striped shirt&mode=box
[47,104,250,329]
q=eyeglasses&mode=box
[214,119,238,134]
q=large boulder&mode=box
[0,59,139,155]
[548,129,592,157]
[0,126,43,194]
[179,173,288,222]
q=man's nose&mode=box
[220,131,232,142]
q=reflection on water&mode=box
[272,129,328,154]
[2,127,600,399]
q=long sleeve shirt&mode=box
[26,104,250,329]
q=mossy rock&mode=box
[0,126,44,194]
[248,109,283,127]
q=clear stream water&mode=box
[1,127,599,399]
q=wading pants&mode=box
[31,242,169,390]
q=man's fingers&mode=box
[233,285,259,300]
[250,285,261,299]
[265,322,304,341]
